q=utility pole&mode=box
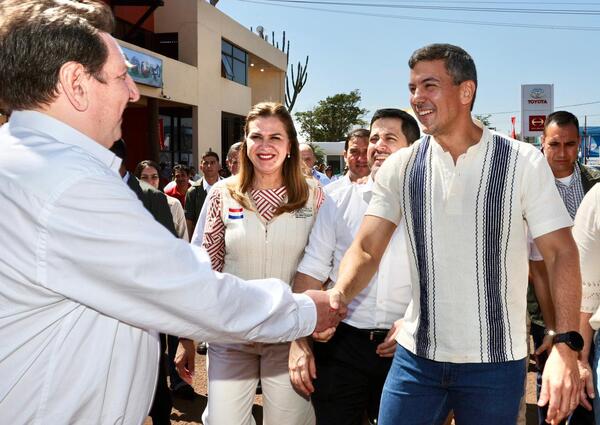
[583,115,588,164]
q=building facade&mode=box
[105,0,287,173]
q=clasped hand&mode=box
[304,289,347,340]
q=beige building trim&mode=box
[153,0,287,163]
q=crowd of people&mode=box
[2,1,600,425]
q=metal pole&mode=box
[584,115,588,164]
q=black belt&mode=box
[337,321,390,343]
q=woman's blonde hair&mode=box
[228,102,308,215]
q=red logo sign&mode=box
[529,115,546,132]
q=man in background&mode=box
[185,151,221,237]
[528,110,599,424]
[165,163,191,207]
[300,143,331,186]
[325,128,370,194]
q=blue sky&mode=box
[217,0,600,135]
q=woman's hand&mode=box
[289,337,316,397]
[175,338,197,385]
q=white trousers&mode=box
[202,342,315,425]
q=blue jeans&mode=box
[379,344,526,425]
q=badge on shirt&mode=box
[228,207,244,220]
[294,207,313,219]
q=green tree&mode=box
[310,143,326,165]
[295,90,367,142]
[474,113,492,127]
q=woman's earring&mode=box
[287,153,291,159]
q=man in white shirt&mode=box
[324,128,370,194]
[185,150,222,237]
[328,43,582,425]
[300,143,331,186]
[289,108,420,424]
[189,143,242,248]
[0,2,342,423]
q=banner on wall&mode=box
[121,46,163,88]
[521,84,554,138]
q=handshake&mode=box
[304,289,348,339]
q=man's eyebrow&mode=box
[421,77,440,84]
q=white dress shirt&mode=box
[297,177,412,329]
[324,173,351,195]
[0,111,317,424]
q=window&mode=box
[221,39,247,86]
[159,109,193,168]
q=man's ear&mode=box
[57,61,90,112]
[459,80,476,108]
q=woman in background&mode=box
[136,159,189,241]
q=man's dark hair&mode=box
[408,43,478,111]
[0,0,114,111]
[109,139,127,160]
[370,108,421,145]
[172,164,190,176]
[201,151,220,162]
[544,111,580,135]
[344,128,370,151]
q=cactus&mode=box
[285,56,308,113]
[249,29,308,112]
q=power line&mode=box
[237,0,600,31]
[259,0,600,15]
[340,0,600,4]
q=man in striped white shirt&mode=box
[329,43,582,425]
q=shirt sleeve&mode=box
[201,188,226,272]
[573,184,600,314]
[297,193,337,282]
[42,174,316,343]
[521,148,573,238]
[365,149,405,225]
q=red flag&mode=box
[510,116,517,139]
